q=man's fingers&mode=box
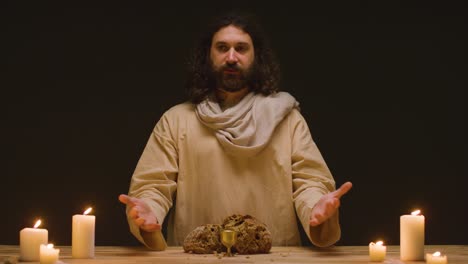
[324,199,339,212]
[332,198,340,209]
[129,207,139,219]
[310,213,323,227]
[119,194,133,205]
[119,194,141,207]
[118,194,129,203]
[310,219,320,226]
[122,195,158,231]
[333,181,353,199]
[122,195,159,231]
[134,217,145,227]
[310,212,323,224]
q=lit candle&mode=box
[426,251,448,264]
[20,219,48,261]
[72,207,95,258]
[369,241,386,262]
[400,209,425,261]
[40,243,60,264]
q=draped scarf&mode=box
[195,92,299,156]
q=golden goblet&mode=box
[220,229,237,257]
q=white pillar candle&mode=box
[40,243,60,264]
[20,219,48,261]
[72,207,95,258]
[400,209,425,261]
[426,251,448,264]
[369,241,386,262]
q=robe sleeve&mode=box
[290,110,341,247]
[126,113,179,250]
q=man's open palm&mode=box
[119,194,161,232]
[310,182,353,227]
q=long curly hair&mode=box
[186,11,281,104]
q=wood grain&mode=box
[1,245,467,263]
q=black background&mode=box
[3,2,465,246]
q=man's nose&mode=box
[226,48,238,64]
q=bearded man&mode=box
[119,11,352,250]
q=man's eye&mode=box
[217,46,229,52]
[236,45,248,53]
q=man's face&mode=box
[209,25,255,92]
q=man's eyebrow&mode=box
[214,41,251,46]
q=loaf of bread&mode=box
[182,224,223,254]
[222,214,272,254]
[183,214,272,254]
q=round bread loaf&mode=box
[183,224,223,254]
[183,214,272,254]
[222,214,272,254]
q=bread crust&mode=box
[183,214,272,254]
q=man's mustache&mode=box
[220,64,241,71]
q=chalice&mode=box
[221,229,237,257]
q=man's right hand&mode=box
[118,194,161,232]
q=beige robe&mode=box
[126,102,340,250]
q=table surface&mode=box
[1,245,467,264]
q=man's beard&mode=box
[210,63,254,92]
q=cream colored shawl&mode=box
[195,92,299,156]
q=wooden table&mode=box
[1,245,467,263]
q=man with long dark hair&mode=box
[119,11,352,250]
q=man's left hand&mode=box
[309,181,353,227]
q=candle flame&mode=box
[433,251,441,257]
[47,244,54,249]
[34,220,42,228]
[376,241,384,246]
[83,207,92,215]
[411,209,421,215]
